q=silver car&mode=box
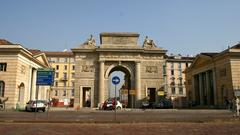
[25,100,47,112]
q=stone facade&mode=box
[0,41,50,109]
[185,43,240,108]
[72,33,167,108]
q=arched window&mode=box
[0,81,5,97]
[18,83,25,102]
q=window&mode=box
[56,58,60,63]
[71,73,75,78]
[163,65,166,75]
[71,89,74,96]
[64,58,68,62]
[179,69,182,77]
[0,63,7,71]
[56,65,59,70]
[72,82,75,87]
[170,82,175,94]
[171,70,174,76]
[55,72,59,78]
[63,90,66,96]
[0,81,5,97]
[171,87,176,94]
[179,78,183,85]
[178,62,181,69]
[64,65,67,70]
[72,65,75,70]
[171,62,174,69]
[179,87,183,94]
[55,90,58,96]
[55,82,58,86]
[63,73,67,79]
[186,63,189,68]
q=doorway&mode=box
[82,87,91,107]
[148,88,156,103]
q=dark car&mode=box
[141,101,156,109]
[154,98,173,109]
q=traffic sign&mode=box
[36,68,55,86]
[112,76,120,85]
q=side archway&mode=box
[0,81,5,97]
[18,83,25,103]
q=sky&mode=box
[1,0,240,56]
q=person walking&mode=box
[234,97,240,117]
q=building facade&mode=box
[0,39,50,109]
[45,51,75,107]
[164,55,194,99]
[185,43,240,108]
[72,33,167,108]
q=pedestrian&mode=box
[224,98,229,109]
[234,97,240,117]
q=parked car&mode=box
[25,100,47,112]
[154,98,173,109]
[102,98,123,110]
[141,98,173,109]
[141,101,150,109]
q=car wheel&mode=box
[116,106,121,110]
[42,108,45,112]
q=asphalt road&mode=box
[0,108,237,123]
[0,109,240,135]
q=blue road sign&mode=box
[112,76,120,85]
[36,68,55,86]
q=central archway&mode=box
[106,65,135,108]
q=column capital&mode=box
[99,60,105,63]
[135,61,141,64]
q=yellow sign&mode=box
[129,90,135,95]
[158,91,164,96]
[121,89,128,95]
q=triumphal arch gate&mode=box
[71,32,166,108]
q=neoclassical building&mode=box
[185,43,240,108]
[71,32,167,108]
[0,39,50,109]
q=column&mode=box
[31,69,37,100]
[99,61,105,104]
[135,61,141,100]
[199,73,204,105]
[206,71,210,105]
[79,86,83,108]
[212,69,218,106]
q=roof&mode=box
[100,32,139,37]
[0,39,14,45]
[200,53,219,57]
[28,49,42,55]
[230,42,240,49]
[44,51,74,57]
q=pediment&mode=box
[189,54,212,70]
[33,53,50,67]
